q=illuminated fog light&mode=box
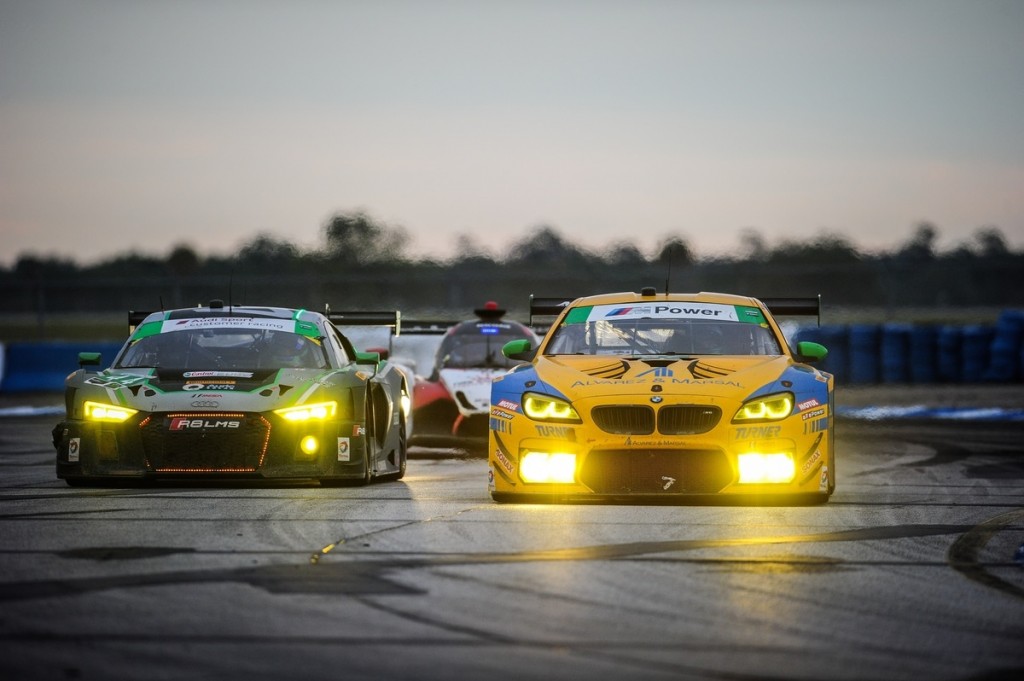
[519,451,576,484]
[299,435,319,456]
[84,401,137,423]
[275,401,337,422]
[737,452,795,484]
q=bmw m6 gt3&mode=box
[488,289,833,502]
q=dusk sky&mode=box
[2,0,1022,267]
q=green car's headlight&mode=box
[522,393,581,423]
[84,400,138,423]
[274,401,338,422]
[733,393,794,422]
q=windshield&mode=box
[436,324,534,371]
[116,328,329,370]
[545,316,782,356]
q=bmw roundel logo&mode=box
[650,396,663,404]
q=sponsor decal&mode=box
[820,466,829,492]
[494,449,515,475]
[85,374,148,388]
[487,466,495,490]
[623,437,684,447]
[598,303,736,320]
[168,418,241,431]
[496,399,520,411]
[490,408,515,420]
[801,449,822,474]
[184,371,253,378]
[801,407,826,420]
[605,306,654,317]
[164,317,293,332]
[68,437,80,463]
[672,378,742,387]
[661,476,676,490]
[183,382,236,391]
[352,425,366,437]
[534,425,575,440]
[190,400,220,408]
[489,417,510,433]
[637,367,674,378]
[804,418,829,434]
[734,425,782,439]
[797,398,820,411]
[337,437,350,462]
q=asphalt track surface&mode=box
[0,395,1022,681]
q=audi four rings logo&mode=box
[191,400,220,408]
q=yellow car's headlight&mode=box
[733,393,793,422]
[274,401,337,422]
[522,393,581,423]
[84,401,138,423]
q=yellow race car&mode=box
[488,288,833,502]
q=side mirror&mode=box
[795,341,828,363]
[502,339,536,361]
[78,352,102,367]
[355,350,381,365]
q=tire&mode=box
[393,419,407,480]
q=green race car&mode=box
[53,300,410,486]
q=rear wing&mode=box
[528,294,821,327]
[399,320,458,335]
[326,310,402,335]
[759,296,821,326]
[529,296,576,327]
[128,310,151,334]
[128,308,404,335]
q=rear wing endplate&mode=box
[759,296,821,326]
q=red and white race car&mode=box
[410,302,539,449]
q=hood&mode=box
[80,367,345,413]
[538,354,793,401]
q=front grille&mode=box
[579,448,731,494]
[657,405,721,434]
[139,413,271,472]
[591,405,655,434]
[590,404,721,435]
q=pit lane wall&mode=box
[0,311,1022,392]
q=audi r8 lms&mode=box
[488,288,833,502]
[410,302,539,448]
[53,300,410,486]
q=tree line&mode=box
[2,212,1021,315]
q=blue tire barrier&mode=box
[936,326,962,383]
[961,325,994,384]
[908,325,938,384]
[880,323,912,383]
[983,310,1024,382]
[0,341,124,393]
[848,324,880,385]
